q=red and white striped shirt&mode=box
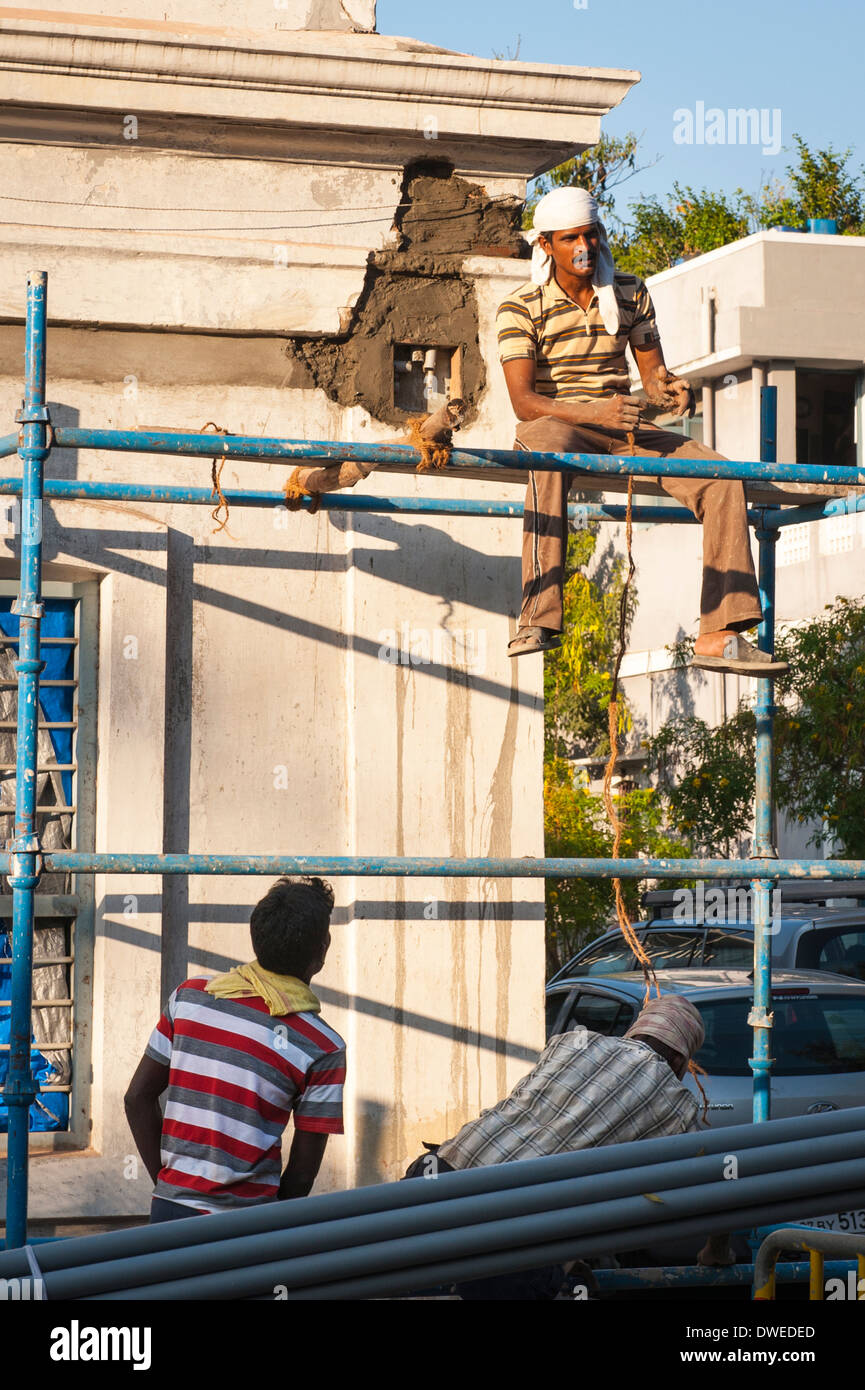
[145,977,346,1212]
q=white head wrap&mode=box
[525,187,620,335]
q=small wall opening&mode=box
[393,345,461,412]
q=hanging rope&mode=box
[201,421,237,537]
[600,472,659,998]
[406,416,452,473]
[598,445,709,1117]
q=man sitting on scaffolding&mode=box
[498,186,787,676]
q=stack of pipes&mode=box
[1,1108,864,1301]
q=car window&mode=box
[696,995,865,1076]
[568,992,634,1037]
[545,988,578,1037]
[703,930,755,969]
[569,938,636,976]
[643,930,703,969]
[797,928,865,982]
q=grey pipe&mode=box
[4,1102,863,1281]
[42,1128,865,1299]
[40,1128,865,1300]
[274,1186,865,1302]
[89,1155,865,1301]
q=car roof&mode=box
[546,966,865,1000]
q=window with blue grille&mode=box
[0,596,79,1133]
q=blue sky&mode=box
[377,0,862,224]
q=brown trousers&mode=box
[517,416,762,636]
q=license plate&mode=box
[798,1209,865,1234]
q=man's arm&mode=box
[632,342,695,418]
[502,357,642,433]
[278,1130,329,1200]
[124,1055,169,1184]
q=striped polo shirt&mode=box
[145,977,346,1212]
[496,273,661,401]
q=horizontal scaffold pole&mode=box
[2,475,861,528]
[46,426,865,488]
[0,478,698,524]
[0,852,862,879]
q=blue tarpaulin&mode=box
[0,598,75,1130]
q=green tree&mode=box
[784,134,864,232]
[525,132,652,230]
[542,527,690,970]
[645,596,865,860]
[774,596,865,855]
[645,708,756,857]
[541,132,865,278]
[544,525,636,760]
[544,757,689,974]
[614,183,749,278]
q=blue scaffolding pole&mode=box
[3,270,864,1255]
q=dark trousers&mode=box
[149,1195,207,1223]
[403,1150,566,1300]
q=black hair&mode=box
[249,876,334,976]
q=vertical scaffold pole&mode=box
[4,270,49,1249]
[750,385,779,1124]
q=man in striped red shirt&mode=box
[125,876,346,1221]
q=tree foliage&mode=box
[609,134,865,278]
[644,597,865,860]
[544,757,689,975]
[544,526,636,759]
[774,597,865,856]
[524,132,649,229]
[645,709,756,857]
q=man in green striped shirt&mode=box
[498,186,786,678]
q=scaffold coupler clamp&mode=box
[6,831,44,890]
[15,401,54,451]
[747,1005,774,1033]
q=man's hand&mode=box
[563,396,642,433]
[644,365,695,418]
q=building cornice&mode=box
[0,9,639,176]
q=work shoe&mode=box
[691,634,789,677]
[507,626,562,657]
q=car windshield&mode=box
[696,994,865,1076]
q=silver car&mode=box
[544,966,865,1127]
[548,907,865,984]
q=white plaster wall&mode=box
[0,248,546,1220]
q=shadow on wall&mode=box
[99,893,539,1065]
[354,1097,391,1187]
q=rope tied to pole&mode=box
[599,460,709,1116]
[283,467,322,513]
[406,416,452,473]
[601,473,658,995]
[201,421,238,536]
